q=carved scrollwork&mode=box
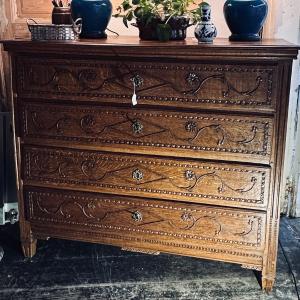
[30,190,263,246]
[80,159,112,181]
[31,112,70,134]
[234,217,255,236]
[36,195,98,220]
[179,212,222,234]
[78,69,98,82]
[34,196,260,243]
[182,121,258,146]
[177,171,257,194]
[222,76,263,98]
[24,60,272,107]
[184,72,263,98]
[28,107,268,157]
[29,148,262,204]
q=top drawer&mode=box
[16,56,278,113]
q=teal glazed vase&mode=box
[71,0,112,38]
[223,0,268,41]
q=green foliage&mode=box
[113,0,204,26]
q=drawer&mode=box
[25,187,266,267]
[20,102,273,164]
[22,145,271,210]
[16,56,278,113]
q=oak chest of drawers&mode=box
[2,37,299,291]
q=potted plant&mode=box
[114,0,201,41]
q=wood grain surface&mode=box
[1,37,299,292]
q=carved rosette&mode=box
[26,104,272,161]
[19,58,274,109]
[27,190,265,248]
[25,146,268,206]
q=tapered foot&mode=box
[21,236,37,258]
[262,277,275,293]
[253,270,275,293]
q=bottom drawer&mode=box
[25,187,266,267]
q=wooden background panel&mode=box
[16,0,52,17]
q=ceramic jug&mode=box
[194,2,217,44]
[71,0,112,38]
[224,0,268,41]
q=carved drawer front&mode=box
[16,56,277,112]
[23,146,271,210]
[20,102,273,164]
[25,188,266,267]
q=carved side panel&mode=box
[17,57,277,112]
[22,146,270,209]
[21,102,273,164]
[25,188,266,249]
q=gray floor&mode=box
[0,217,299,300]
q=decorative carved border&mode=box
[32,225,264,261]
[18,58,275,107]
[27,191,264,247]
[23,104,272,157]
[24,147,268,205]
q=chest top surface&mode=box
[1,37,299,60]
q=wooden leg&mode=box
[20,222,37,258]
[21,237,37,258]
[262,277,275,293]
[253,270,275,293]
[259,217,279,293]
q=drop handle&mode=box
[130,74,144,106]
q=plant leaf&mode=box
[127,11,134,21]
[123,16,129,27]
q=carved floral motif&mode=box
[30,152,259,196]
[19,58,274,107]
[184,72,263,98]
[24,147,268,206]
[27,107,270,158]
[28,191,263,247]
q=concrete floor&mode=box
[0,217,299,300]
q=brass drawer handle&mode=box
[132,169,143,181]
[132,120,143,134]
[132,211,143,222]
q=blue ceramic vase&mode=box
[223,0,268,41]
[194,2,217,44]
[71,0,112,38]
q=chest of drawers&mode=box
[2,37,299,292]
